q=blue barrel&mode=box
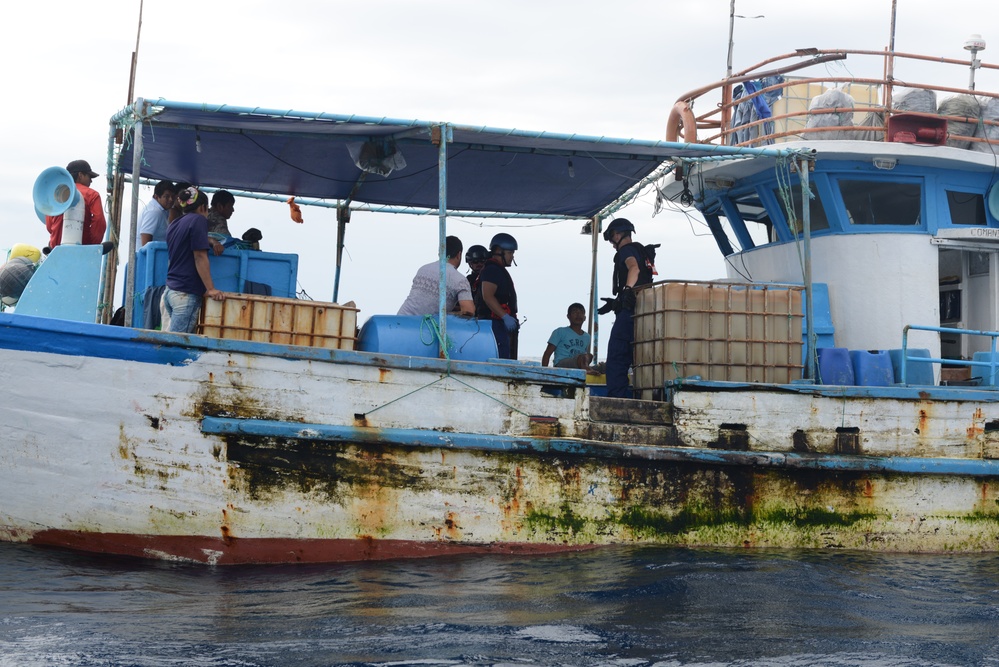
[888,348,934,385]
[817,347,854,385]
[356,315,498,362]
[850,350,894,387]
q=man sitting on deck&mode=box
[397,236,474,317]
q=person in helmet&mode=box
[464,244,489,301]
[602,218,653,398]
[475,232,519,359]
[397,235,475,317]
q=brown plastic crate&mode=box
[199,294,358,350]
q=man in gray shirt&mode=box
[398,236,474,316]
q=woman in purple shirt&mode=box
[161,187,225,333]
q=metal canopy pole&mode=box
[435,123,452,357]
[332,203,348,302]
[588,215,601,362]
[124,99,144,327]
[801,156,816,381]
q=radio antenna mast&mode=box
[127,0,144,104]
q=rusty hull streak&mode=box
[25,529,594,565]
[969,407,986,440]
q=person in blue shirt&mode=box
[542,303,593,369]
[162,187,225,333]
[138,180,177,246]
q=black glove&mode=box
[618,287,636,311]
[597,298,618,315]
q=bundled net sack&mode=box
[892,88,937,113]
[853,111,885,142]
[972,97,999,153]
[938,95,982,149]
[805,88,855,140]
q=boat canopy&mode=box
[111,98,799,219]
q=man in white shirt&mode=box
[138,180,178,246]
[398,236,475,316]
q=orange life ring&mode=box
[666,101,697,143]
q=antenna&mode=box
[965,34,987,91]
[727,0,735,78]
[126,0,144,104]
[726,1,764,79]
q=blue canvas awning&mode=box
[112,99,796,219]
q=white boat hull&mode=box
[3,314,999,562]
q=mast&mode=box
[726,0,736,78]
[100,0,144,323]
[885,0,897,113]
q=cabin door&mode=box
[938,248,999,360]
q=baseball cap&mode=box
[66,160,99,178]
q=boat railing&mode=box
[667,48,999,148]
[901,324,999,387]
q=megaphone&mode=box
[32,167,84,245]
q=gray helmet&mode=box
[465,245,489,263]
[602,217,635,241]
[489,233,518,252]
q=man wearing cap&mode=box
[44,159,107,249]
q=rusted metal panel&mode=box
[588,396,672,425]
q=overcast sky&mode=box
[2,0,996,358]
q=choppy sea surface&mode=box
[1,542,998,667]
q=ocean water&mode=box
[1,542,998,667]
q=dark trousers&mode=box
[606,308,633,398]
[491,318,513,359]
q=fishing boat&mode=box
[4,32,999,562]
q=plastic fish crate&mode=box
[199,294,358,350]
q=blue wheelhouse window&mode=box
[946,190,987,226]
[773,183,830,237]
[839,179,922,226]
[728,192,773,247]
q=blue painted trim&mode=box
[675,378,999,401]
[703,212,734,257]
[0,312,584,386]
[202,417,999,478]
[718,196,755,250]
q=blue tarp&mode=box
[729,75,784,146]
[113,99,794,219]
